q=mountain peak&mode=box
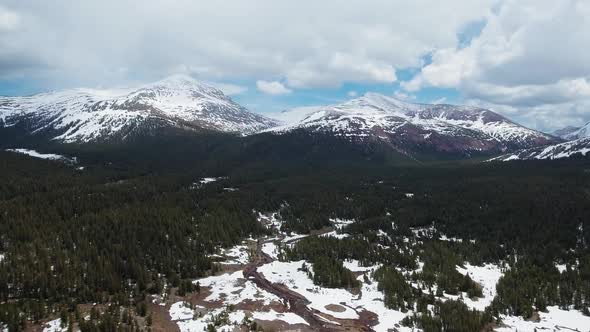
[142,74,222,97]
[552,122,590,141]
[155,73,200,85]
[0,77,278,142]
[341,93,417,113]
[267,94,557,157]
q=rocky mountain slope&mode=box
[0,75,278,143]
[551,125,581,140]
[267,93,557,157]
[552,122,590,141]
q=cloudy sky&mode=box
[1,0,589,131]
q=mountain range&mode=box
[268,93,556,158]
[3,75,588,162]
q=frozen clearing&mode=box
[330,217,356,230]
[261,242,279,260]
[496,306,590,331]
[219,244,250,265]
[281,233,308,243]
[195,270,280,305]
[42,319,65,332]
[6,148,72,162]
[252,309,309,326]
[199,177,220,184]
[169,301,199,321]
[320,230,350,239]
[455,263,504,311]
[258,260,413,332]
[257,211,284,230]
[171,304,231,332]
[171,265,310,331]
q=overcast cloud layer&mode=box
[1,0,589,130]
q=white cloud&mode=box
[465,98,590,132]
[256,80,292,95]
[0,0,494,89]
[432,97,447,104]
[393,91,415,101]
[347,91,358,97]
[403,0,590,129]
[0,6,19,31]
[205,81,248,96]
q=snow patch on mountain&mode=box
[491,137,590,161]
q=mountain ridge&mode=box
[0,75,278,143]
[266,93,557,157]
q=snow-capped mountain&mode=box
[552,122,590,141]
[0,75,278,143]
[551,126,581,140]
[266,93,557,156]
[491,137,590,161]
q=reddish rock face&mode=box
[271,93,560,159]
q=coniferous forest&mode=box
[0,133,589,331]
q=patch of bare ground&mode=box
[214,263,245,274]
[309,226,334,236]
[184,286,224,309]
[234,299,285,312]
[527,311,541,322]
[324,304,347,313]
[254,319,315,332]
[148,302,180,332]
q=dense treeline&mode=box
[401,300,493,332]
[491,257,590,318]
[0,153,267,330]
[416,242,482,297]
[0,136,589,329]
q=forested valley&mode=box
[0,136,589,331]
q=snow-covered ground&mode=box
[330,217,356,230]
[170,265,310,331]
[171,302,246,332]
[171,303,309,332]
[496,306,590,332]
[281,233,308,243]
[218,244,250,265]
[196,270,281,306]
[410,224,436,238]
[199,177,219,184]
[42,319,66,332]
[252,309,309,326]
[5,148,74,163]
[320,230,350,239]
[257,211,285,230]
[261,242,280,260]
[455,263,504,311]
[258,260,413,332]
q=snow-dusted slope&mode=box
[266,93,556,155]
[0,75,278,143]
[557,121,590,141]
[491,137,590,161]
[551,125,581,140]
